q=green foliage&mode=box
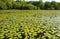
[0,10,60,39]
[0,0,60,10]
[24,4,38,10]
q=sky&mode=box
[25,0,60,2]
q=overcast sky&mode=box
[25,0,60,2]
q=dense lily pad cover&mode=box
[0,10,60,39]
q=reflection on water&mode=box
[24,16,60,37]
[24,16,60,23]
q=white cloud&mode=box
[54,0,60,2]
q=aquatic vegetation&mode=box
[0,10,60,39]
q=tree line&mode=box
[0,0,60,10]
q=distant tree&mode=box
[20,3,38,10]
[6,0,14,9]
[0,0,60,10]
[13,2,21,9]
[0,0,14,9]
[0,0,7,9]
[44,2,51,10]
[26,4,38,10]
[38,0,44,9]
[57,3,60,10]
[32,0,44,9]
[32,2,39,7]
[51,1,58,10]
[16,0,25,2]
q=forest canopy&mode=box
[0,0,60,10]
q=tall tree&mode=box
[44,2,51,10]
[51,1,58,10]
[38,0,44,9]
